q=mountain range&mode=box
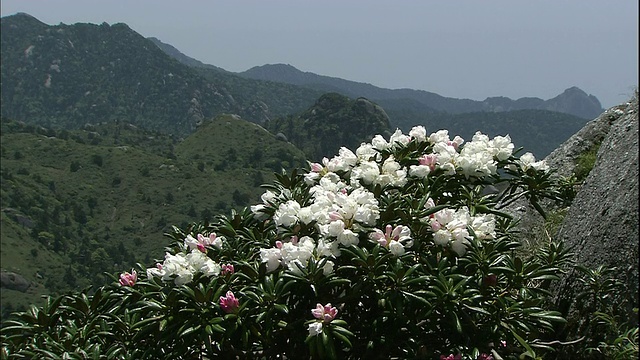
[239,63,603,120]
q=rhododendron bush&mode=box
[1,127,574,359]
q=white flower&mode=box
[316,239,341,258]
[324,147,357,173]
[389,129,410,148]
[262,190,277,203]
[470,214,496,239]
[429,130,451,144]
[489,135,514,161]
[297,207,315,224]
[433,229,452,245]
[337,229,359,246]
[173,269,194,286]
[260,248,282,273]
[409,164,431,178]
[377,156,407,187]
[429,207,474,254]
[250,204,266,215]
[308,322,323,336]
[186,251,221,277]
[471,131,490,145]
[368,224,413,256]
[304,172,321,185]
[409,125,427,142]
[356,142,380,162]
[350,160,380,185]
[274,200,301,227]
[322,260,335,275]
[146,264,165,279]
[281,236,315,266]
[389,241,406,256]
[517,152,549,172]
[326,220,346,237]
[451,239,470,256]
[371,134,390,150]
[457,151,496,178]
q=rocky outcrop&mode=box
[504,102,625,234]
[503,93,638,345]
[0,271,31,292]
[552,94,638,320]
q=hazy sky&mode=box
[1,0,637,108]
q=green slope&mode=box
[0,115,307,319]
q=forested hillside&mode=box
[0,115,306,319]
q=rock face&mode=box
[0,271,31,292]
[552,94,638,331]
[505,101,624,236]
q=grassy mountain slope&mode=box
[0,115,306,319]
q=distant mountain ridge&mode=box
[147,37,228,74]
[0,13,323,135]
[0,11,599,154]
[239,64,604,119]
[146,36,603,120]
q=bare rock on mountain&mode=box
[552,94,638,338]
[0,271,31,292]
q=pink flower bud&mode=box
[329,211,342,221]
[310,162,323,172]
[219,291,239,313]
[419,154,438,170]
[311,303,338,323]
[119,269,137,287]
[221,264,235,275]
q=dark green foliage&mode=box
[90,154,103,167]
[266,93,391,161]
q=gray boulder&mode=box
[0,271,31,292]
[552,94,638,335]
[504,100,627,246]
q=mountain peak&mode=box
[563,86,587,95]
[1,12,48,28]
[546,86,603,119]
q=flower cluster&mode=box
[308,303,338,336]
[146,233,224,285]
[259,235,334,275]
[255,126,522,274]
[368,224,413,256]
[426,205,496,256]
